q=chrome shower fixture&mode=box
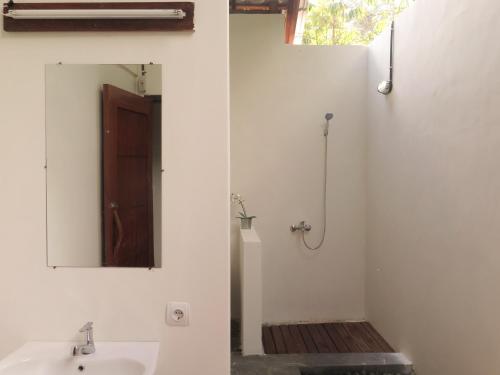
[377,80,393,95]
[290,112,332,251]
[378,21,395,95]
[290,221,312,233]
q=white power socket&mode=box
[166,302,190,326]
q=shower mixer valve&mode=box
[290,221,312,233]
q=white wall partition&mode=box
[231,15,368,324]
[366,1,500,374]
[240,228,263,356]
[0,1,230,374]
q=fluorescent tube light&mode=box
[4,8,187,20]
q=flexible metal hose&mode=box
[302,131,328,251]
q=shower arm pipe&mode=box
[389,20,395,82]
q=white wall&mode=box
[231,15,367,324]
[367,1,500,374]
[0,1,230,374]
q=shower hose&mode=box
[302,130,328,251]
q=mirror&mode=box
[45,64,162,268]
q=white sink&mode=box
[0,342,159,375]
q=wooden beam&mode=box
[285,0,300,44]
[229,3,287,14]
[230,8,284,14]
[269,0,279,13]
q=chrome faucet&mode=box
[73,322,95,356]
[290,221,312,233]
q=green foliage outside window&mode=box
[301,0,411,45]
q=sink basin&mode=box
[0,342,159,375]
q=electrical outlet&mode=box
[166,302,190,326]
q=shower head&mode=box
[323,113,333,136]
[378,21,395,96]
[377,80,393,95]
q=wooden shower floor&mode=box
[262,322,394,354]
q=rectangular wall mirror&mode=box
[45,64,162,268]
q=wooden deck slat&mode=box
[323,323,350,353]
[343,323,372,353]
[334,323,362,352]
[271,325,287,354]
[288,325,308,353]
[357,322,385,352]
[298,324,319,353]
[280,325,300,353]
[262,322,394,355]
[262,326,277,354]
[361,322,395,353]
[317,324,339,353]
[307,324,336,353]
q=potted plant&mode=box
[231,193,256,230]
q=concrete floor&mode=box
[231,353,415,375]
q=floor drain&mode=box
[78,365,85,372]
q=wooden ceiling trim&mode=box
[229,0,301,44]
[230,1,287,14]
[284,0,299,44]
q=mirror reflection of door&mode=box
[45,64,162,268]
[102,84,155,267]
